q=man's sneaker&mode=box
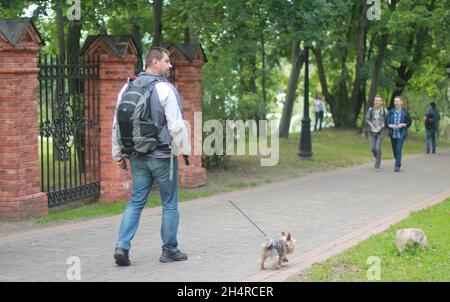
[394,166,400,172]
[114,248,130,266]
[159,250,188,263]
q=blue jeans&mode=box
[116,156,179,253]
[425,128,437,152]
[390,137,405,168]
[315,111,324,131]
[369,131,385,168]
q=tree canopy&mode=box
[1,0,448,131]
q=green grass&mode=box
[36,128,450,224]
[287,198,450,282]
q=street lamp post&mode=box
[298,45,312,158]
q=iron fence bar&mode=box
[44,54,50,193]
[50,54,56,193]
[86,55,91,185]
[39,53,44,192]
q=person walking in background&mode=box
[314,91,326,131]
[386,96,412,172]
[365,96,388,171]
[424,102,440,154]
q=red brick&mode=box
[0,37,48,221]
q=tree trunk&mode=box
[279,40,305,138]
[66,20,82,95]
[261,32,267,108]
[152,0,163,46]
[363,0,396,118]
[348,1,367,127]
[67,21,82,65]
[356,29,369,132]
[359,33,388,134]
[334,2,358,127]
[184,27,191,44]
[367,33,388,109]
[313,47,337,125]
[54,3,66,161]
[55,4,65,56]
[183,12,198,44]
[248,53,257,94]
[66,19,85,170]
[131,23,143,73]
[389,28,428,108]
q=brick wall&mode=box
[172,59,207,188]
[0,30,48,220]
[97,54,137,202]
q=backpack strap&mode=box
[370,107,388,120]
[139,78,164,120]
[405,109,412,128]
[143,78,162,89]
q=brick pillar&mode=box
[167,44,207,188]
[0,19,48,220]
[81,36,139,202]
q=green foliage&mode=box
[2,0,449,166]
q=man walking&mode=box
[386,96,412,172]
[365,96,388,171]
[424,102,440,154]
[112,47,189,266]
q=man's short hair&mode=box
[374,95,382,100]
[430,102,436,108]
[145,47,170,68]
[394,96,402,101]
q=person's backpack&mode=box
[368,107,387,120]
[425,113,434,129]
[116,78,162,156]
[405,109,412,128]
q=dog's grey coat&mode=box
[266,238,288,257]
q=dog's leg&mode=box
[272,256,280,270]
[260,251,267,270]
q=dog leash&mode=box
[228,199,268,238]
[202,173,269,239]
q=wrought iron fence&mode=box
[38,54,100,208]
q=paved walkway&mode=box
[0,150,449,282]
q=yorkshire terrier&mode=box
[260,232,296,270]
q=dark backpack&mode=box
[117,78,162,156]
[425,113,434,129]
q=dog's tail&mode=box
[263,237,275,249]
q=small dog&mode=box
[260,232,296,270]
